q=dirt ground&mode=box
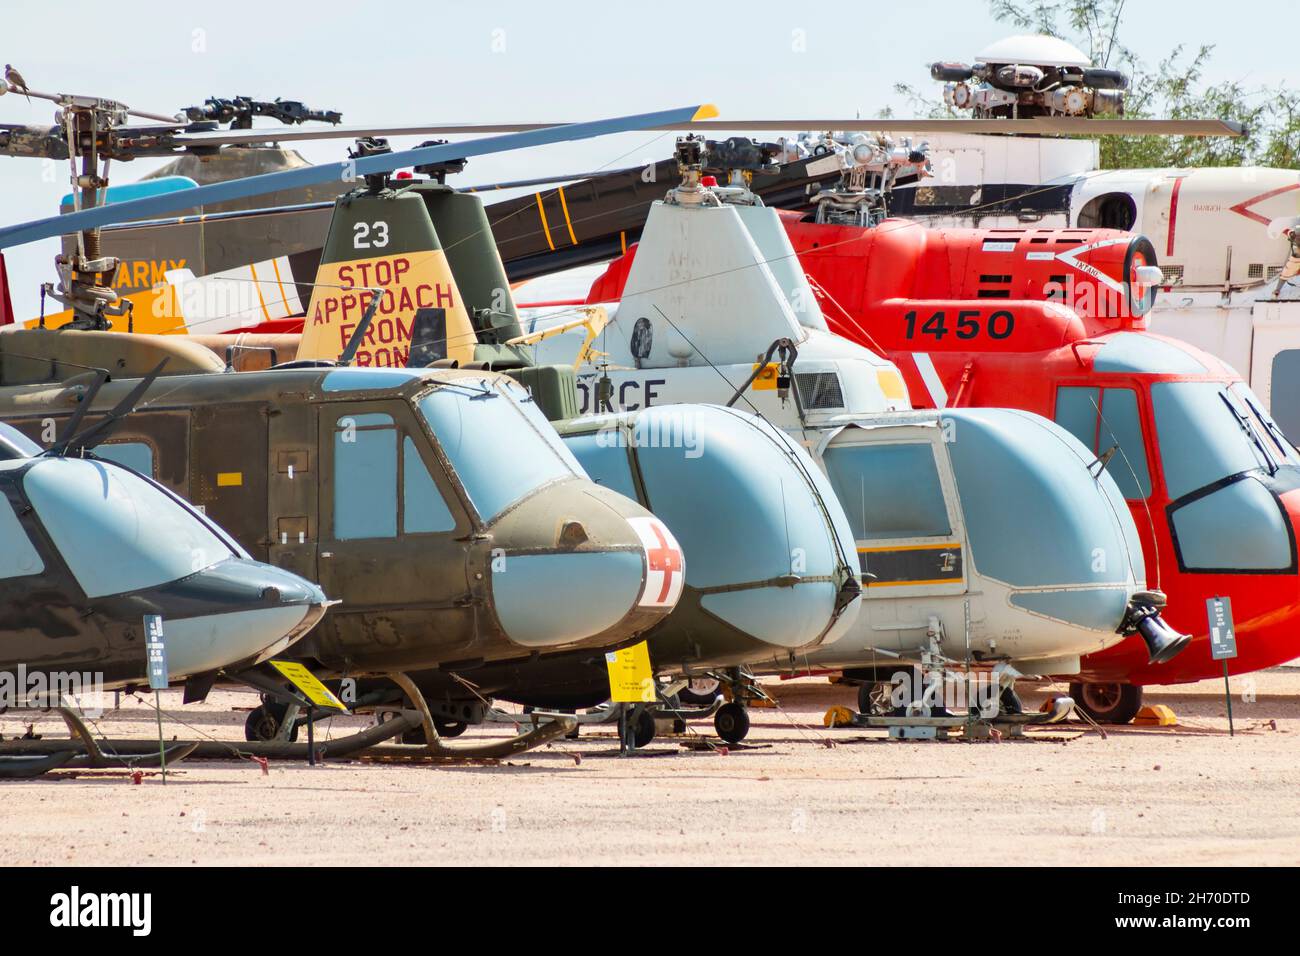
[2,668,1297,867]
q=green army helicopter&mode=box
[1,119,870,749]
[0,103,720,757]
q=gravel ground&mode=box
[2,669,1297,866]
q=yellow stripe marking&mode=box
[535,193,556,251]
[249,262,271,321]
[270,257,289,313]
[866,578,962,587]
[620,230,627,255]
[557,186,578,246]
[217,472,243,487]
[857,543,961,553]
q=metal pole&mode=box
[1223,660,1234,737]
[154,690,167,784]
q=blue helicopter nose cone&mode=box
[492,550,651,648]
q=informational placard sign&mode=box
[269,660,348,712]
[143,614,169,781]
[606,641,655,703]
[1206,597,1238,737]
[144,615,168,691]
[1207,597,1238,661]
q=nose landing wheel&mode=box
[1070,681,1143,724]
[714,702,751,744]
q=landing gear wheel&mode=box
[714,702,751,744]
[678,677,723,706]
[632,708,656,749]
[1070,682,1143,724]
[244,703,297,743]
[857,681,892,716]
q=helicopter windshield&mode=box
[1152,382,1288,500]
[416,380,581,523]
[22,458,238,599]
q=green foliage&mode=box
[989,0,1300,169]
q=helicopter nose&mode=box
[493,517,683,649]
[150,560,329,679]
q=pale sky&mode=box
[1,0,1292,316]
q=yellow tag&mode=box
[750,362,779,390]
[217,472,243,487]
[605,641,655,703]
[269,660,348,711]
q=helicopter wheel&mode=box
[1070,682,1143,725]
[631,708,656,749]
[714,702,750,744]
[857,681,893,716]
[244,703,297,743]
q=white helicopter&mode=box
[514,142,1188,729]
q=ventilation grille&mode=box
[795,372,845,410]
[1161,264,1184,284]
[1248,263,1264,279]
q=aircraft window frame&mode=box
[329,407,463,540]
[401,434,458,534]
[1152,381,1273,501]
[1053,385,1153,500]
[331,412,399,541]
[414,380,579,524]
[1231,382,1300,466]
[822,440,954,541]
[94,440,157,478]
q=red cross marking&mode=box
[647,521,682,603]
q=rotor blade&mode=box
[680,118,1245,136]
[460,168,642,192]
[168,116,1244,148]
[0,104,718,249]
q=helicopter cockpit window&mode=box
[1231,382,1300,467]
[402,436,456,533]
[332,413,458,538]
[822,442,952,539]
[0,487,44,580]
[22,459,233,598]
[1152,382,1275,500]
[332,413,398,540]
[96,441,155,477]
[1054,386,1152,500]
[417,382,578,523]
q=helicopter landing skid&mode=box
[388,672,576,759]
[0,703,201,776]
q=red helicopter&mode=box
[582,186,1300,723]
